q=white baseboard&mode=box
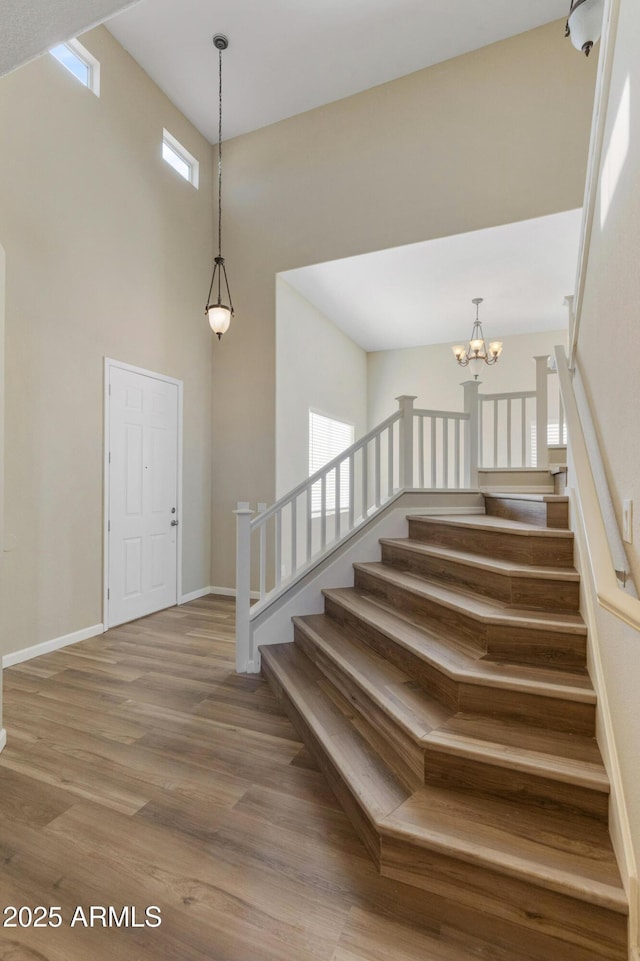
[211,585,260,600]
[0,729,6,753]
[2,623,104,668]
[179,586,213,604]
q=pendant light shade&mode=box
[565,0,605,56]
[205,34,235,340]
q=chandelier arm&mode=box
[222,260,234,314]
[206,262,219,309]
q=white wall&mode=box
[572,0,640,894]
[0,27,214,658]
[367,329,567,425]
[276,278,367,497]
[212,21,596,589]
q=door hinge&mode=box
[108,451,111,463]
[109,383,112,395]
[107,588,110,600]
[108,520,111,532]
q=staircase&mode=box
[261,493,628,961]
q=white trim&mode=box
[0,729,6,754]
[211,585,260,600]
[103,358,183,632]
[2,623,104,668]
[569,487,638,953]
[479,485,555,494]
[570,0,621,366]
[179,586,212,604]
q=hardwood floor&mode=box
[0,596,500,961]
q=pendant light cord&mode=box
[218,45,223,261]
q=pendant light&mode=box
[205,34,234,339]
[451,298,503,379]
[565,0,605,56]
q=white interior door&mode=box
[106,362,180,628]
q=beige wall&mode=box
[276,278,367,497]
[573,0,640,879]
[0,26,215,657]
[367,330,568,427]
[212,20,596,589]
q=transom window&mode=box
[162,130,199,188]
[50,39,100,96]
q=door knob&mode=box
[171,519,179,527]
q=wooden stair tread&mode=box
[382,784,626,913]
[441,713,604,767]
[294,613,451,740]
[407,513,574,538]
[380,538,580,582]
[427,726,609,794]
[483,493,569,504]
[354,562,587,634]
[323,587,595,702]
[260,642,408,821]
[296,613,607,794]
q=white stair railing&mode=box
[234,359,558,671]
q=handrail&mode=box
[414,408,469,420]
[554,345,640,631]
[251,410,401,529]
[479,390,535,402]
[569,0,621,368]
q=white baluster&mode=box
[430,417,437,488]
[396,395,416,489]
[418,415,425,488]
[361,443,369,521]
[443,418,449,489]
[320,473,327,550]
[454,418,461,487]
[462,380,480,487]
[275,509,282,588]
[521,397,527,466]
[534,355,549,468]
[234,505,254,673]
[290,497,297,576]
[306,487,312,562]
[507,398,512,468]
[374,434,381,507]
[348,453,355,529]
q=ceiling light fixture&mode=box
[451,298,503,379]
[565,0,604,56]
[205,34,234,340]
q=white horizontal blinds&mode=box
[531,423,561,465]
[309,411,354,513]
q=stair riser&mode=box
[261,654,382,865]
[324,595,459,711]
[353,567,587,670]
[293,624,424,792]
[380,542,580,613]
[423,748,609,821]
[324,596,596,735]
[380,836,627,961]
[459,681,596,736]
[485,498,569,529]
[407,520,574,567]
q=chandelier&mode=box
[205,34,235,340]
[452,298,503,377]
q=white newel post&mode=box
[534,356,549,469]
[462,380,480,487]
[234,504,254,674]
[396,395,417,489]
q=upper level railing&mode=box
[234,358,563,671]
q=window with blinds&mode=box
[309,411,355,513]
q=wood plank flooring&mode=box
[0,596,497,961]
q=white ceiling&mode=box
[107,0,570,142]
[0,0,139,79]
[281,210,582,353]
